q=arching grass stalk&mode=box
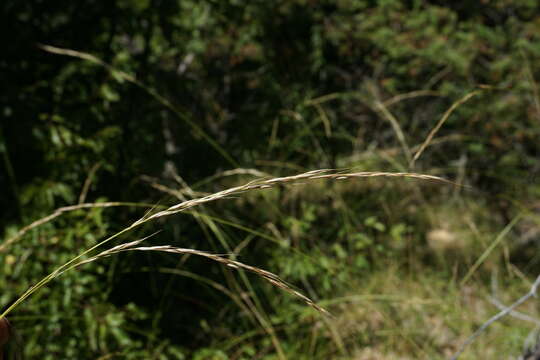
[0,169,454,320]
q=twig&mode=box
[451,274,540,359]
[488,296,540,326]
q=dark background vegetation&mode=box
[1,0,540,359]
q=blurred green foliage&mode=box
[2,0,540,358]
